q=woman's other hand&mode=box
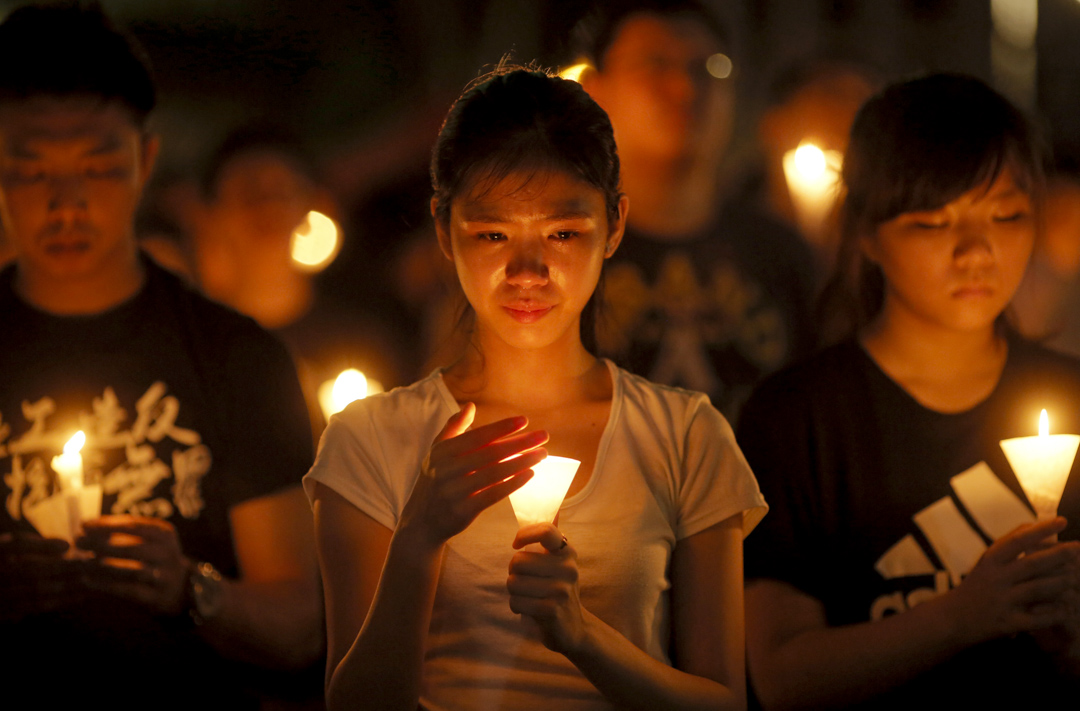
[399,402,548,549]
[950,516,1080,645]
[508,523,585,653]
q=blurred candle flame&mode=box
[783,141,843,241]
[52,431,86,491]
[291,210,341,273]
[558,62,591,83]
[65,431,86,455]
[318,368,383,421]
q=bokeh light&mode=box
[705,53,733,79]
[291,210,341,273]
[318,368,384,421]
[558,62,591,83]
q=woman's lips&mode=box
[503,304,553,323]
[952,284,994,299]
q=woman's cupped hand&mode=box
[398,402,548,550]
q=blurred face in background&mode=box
[583,12,733,167]
[194,149,315,299]
[207,150,314,249]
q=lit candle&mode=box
[1000,410,1080,520]
[508,455,580,528]
[51,431,85,492]
[51,431,86,540]
[782,141,843,243]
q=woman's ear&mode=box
[605,195,630,258]
[431,197,454,261]
[857,232,879,265]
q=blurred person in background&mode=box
[576,0,817,422]
[194,124,405,434]
[737,59,878,284]
[1011,161,1080,357]
[0,6,322,709]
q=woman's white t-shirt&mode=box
[305,360,766,710]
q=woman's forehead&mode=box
[457,168,603,212]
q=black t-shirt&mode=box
[739,338,1080,707]
[0,258,313,708]
[597,204,817,424]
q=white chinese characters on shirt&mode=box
[2,381,211,522]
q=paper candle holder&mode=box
[1000,411,1080,520]
[508,455,580,528]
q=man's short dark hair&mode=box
[0,3,156,125]
[574,0,729,71]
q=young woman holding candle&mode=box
[739,73,1080,709]
[305,66,766,711]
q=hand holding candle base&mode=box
[508,523,585,654]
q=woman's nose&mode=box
[505,239,549,288]
[954,228,994,267]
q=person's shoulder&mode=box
[1002,335,1080,396]
[1008,335,1080,372]
[614,361,711,411]
[610,361,736,443]
[753,341,862,398]
[143,259,276,343]
[0,263,17,312]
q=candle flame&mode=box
[64,431,86,454]
[318,368,384,421]
[793,143,827,179]
[291,210,341,272]
[1039,409,1049,437]
[558,61,591,83]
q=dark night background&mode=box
[5,0,1077,383]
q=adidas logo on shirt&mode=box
[870,462,1034,619]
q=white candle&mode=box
[1000,410,1079,520]
[508,455,580,528]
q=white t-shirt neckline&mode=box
[429,358,623,510]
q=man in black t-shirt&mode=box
[0,7,321,707]
[576,1,816,422]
